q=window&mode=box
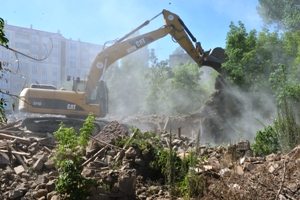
[15,33,29,40]
[42,75,47,81]
[70,60,77,67]
[69,68,76,76]
[81,61,88,68]
[5,32,10,39]
[81,70,88,77]
[52,48,59,54]
[32,36,38,42]
[31,45,38,51]
[52,57,58,63]
[2,73,10,79]
[52,66,58,72]
[2,81,9,89]
[42,46,48,53]
[32,65,37,70]
[52,39,59,45]
[42,37,49,43]
[82,53,88,59]
[42,66,47,72]
[1,51,9,59]
[32,74,38,80]
[20,63,29,70]
[15,42,29,49]
[32,65,38,74]
[70,42,77,49]
[69,51,77,58]
[52,76,58,81]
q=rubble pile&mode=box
[0,119,299,199]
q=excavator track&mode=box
[21,117,111,135]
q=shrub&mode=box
[53,114,97,200]
[252,125,279,156]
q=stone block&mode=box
[237,140,250,151]
[14,165,25,175]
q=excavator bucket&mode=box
[202,47,226,74]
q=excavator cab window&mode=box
[89,81,108,117]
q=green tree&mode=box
[169,61,208,114]
[144,49,173,114]
[0,18,9,123]
[54,114,97,200]
[0,18,8,47]
[222,21,258,90]
[257,0,300,31]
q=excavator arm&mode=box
[84,9,225,100]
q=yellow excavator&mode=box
[18,9,225,133]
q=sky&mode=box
[1,0,263,61]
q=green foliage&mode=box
[144,49,212,115]
[270,65,300,104]
[257,0,300,31]
[0,18,9,47]
[252,125,279,156]
[253,64,300,156]
[104,48,214,116]
[275,102,300,153]
[223,22,290,94]
[150,148,183,182]
[177,174,206,199]
[115,126,160,154]
[0,98,7,123]
[0,18,9,123]
[53,114,97,200]
[144,49,173,114]
[169,62,208,113]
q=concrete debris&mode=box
[0,117,299,200]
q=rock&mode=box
[33,154,48,162]
[125,147,139,159]
[118,169,136,196]
[220,168,231,177]
[48,171,59,178]
[44,160,55,169]
[35,175,49,185]
[268,165,276,173]
[246,163,256,171]
[236,165,244,175]
[266,153,280,162]
[33,159,44,171]
[46,180,56,192]
[33,188,48,198]
[14,165,25,175]
[87,194,110,200]
[237,140,250,151]
[8,189,24,199]
[244,149,254,157]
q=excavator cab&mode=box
[68,77,109,117]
